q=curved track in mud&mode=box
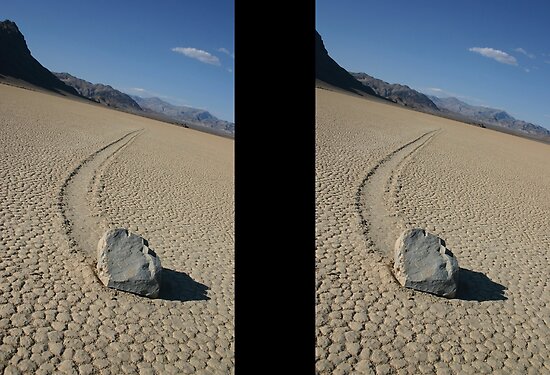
[58,129,143,261]
[355,129,439,258]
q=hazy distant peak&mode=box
[429,95,550,136]
[131,95,234,134]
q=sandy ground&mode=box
[0,83,234,374]
[316,87,550,374]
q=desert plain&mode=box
[316,87,550,374]
[0,83,234,374]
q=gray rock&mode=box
[96,228,162,298]
[393,228,459,298]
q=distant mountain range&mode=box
[429,96,550,136]
[315,29,549,138]
[54,73,234,135]
[130,96,235,134]
[54,72,142,111]
[0,19,234,136]
[352,72,439,112]
[53,71,234,133]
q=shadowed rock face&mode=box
[394,228,459,298]
[96,228,162,298]
[315,30,377,96]
[0,19,80,96]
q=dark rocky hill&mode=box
[315,31,377,96]
[0,20,79,96]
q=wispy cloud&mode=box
[514,47,535,59]
[121,87,188,106]
[218,47,234,59]
[227,67,233,73]
[544,114,550,118]
[469,47,518,65]
[524,68,530,73]
[422,87,488,106]
[545,60,550,64]
[172,47,221,66]
[125,87,157,96]
[424,87,464,98]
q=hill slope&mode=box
[315,31,377,96]
[0,20,79,96]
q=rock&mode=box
[393,228,459,298]
[96,228,162,298]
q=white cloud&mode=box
[422,87,488,106]
[124,87,157,96]
[218,47,234,59]
[514,47,535,59]
[469,47,518,65]
[227,67,233,73]
[524,68,530,73]
[121,87,187,105]
[172,47,221,66]
[423,87,464,98]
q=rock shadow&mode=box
[456,268,507,301]
[158,268,210,302]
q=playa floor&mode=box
[0,84,234,374]
[316,87,550,374]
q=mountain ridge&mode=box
[315,29,549,139]
[0,19,234,136]
[130,95,235,134]
[429,95,550,136]
[54,72,142,111]
[352,72,439,112]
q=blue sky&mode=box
[317,0,550,130]
[3,0,234,122]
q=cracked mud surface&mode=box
[0,84,234,374]
[316,88,550,374]
[60,129,143,260]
